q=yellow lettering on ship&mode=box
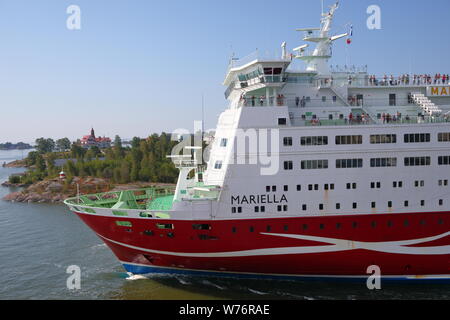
[431,87,439,95]
[441,87,448,95]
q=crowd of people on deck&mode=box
[240,93,285,107]
[368,74,450,86]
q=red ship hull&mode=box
[74,210,450,281]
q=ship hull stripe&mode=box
[97,231,450,257]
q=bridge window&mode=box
[370,158,397,167]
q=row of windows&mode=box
[370,158,397,167]
[265,180,448,193]
[300,136,328,146]
[300,160,328,170]
[335,135,362,145]
[370,134,397,144]
[285,157,436,170]
[404,157,431,167]
[234,199,446,214]
[438,132,450,142]
[281,132,450,146]
[230,218,445,233]
[438,156,450,165]
[404,133,430,143]
[336,158,363,168]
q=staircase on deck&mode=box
[411,92,442,115]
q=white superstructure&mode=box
[180,1,450,219]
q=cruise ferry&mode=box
[64,2,450,282]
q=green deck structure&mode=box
[66,187,176,211]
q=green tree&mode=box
[35,138,55,154]
[56,138,71,151]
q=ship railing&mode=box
[228,50,291,72]
[350,77,450,87]
[295,115,450,127]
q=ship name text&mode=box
[231,194,288,205]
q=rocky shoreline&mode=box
[1,159,28,168]
[1,176,173,204]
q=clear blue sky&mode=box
[0,0,449,143]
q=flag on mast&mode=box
[346,24,353,44]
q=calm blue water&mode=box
[0,149,449,300]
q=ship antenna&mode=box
[201,94,205,142]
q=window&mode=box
[319,204,324,210]
[336,159,363,168]
[370,134,397,144]
[388,201,392,208]
[404,201,409,207]
[336,203,340,210]
[352,203,357,209]
[156,223,174,230]
[439,199,443,206]
[404,157,431,166]
[192,224,211,230]
[220,138,228,147]
[414,180,425,187]
[278,118,287,125]
[324,184,334,190]
[438,132,450,142]
[438,156,450,165]
[300,136,328,146]
[214,161,223,169]
[370,158,397,167]
[389,93,396,106]
[254,206,259,213]
[283,185,288,191]
[266,186,271,192]
[404,133,430,143]
[393,181,403,188]
[283,137,293,146]
[297,184,301,191]
[284,161,293,170]
[335,135,362,145]
[346,183,357,190]
[420,200,425,206]
[301,160,328,169]
[322,96,326,102]
[272,186,276,192]
[371,202,376,208]
[439,179,448,186]
[260,206,265,212]
[302,204,307,211]
[371,182,381,189]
